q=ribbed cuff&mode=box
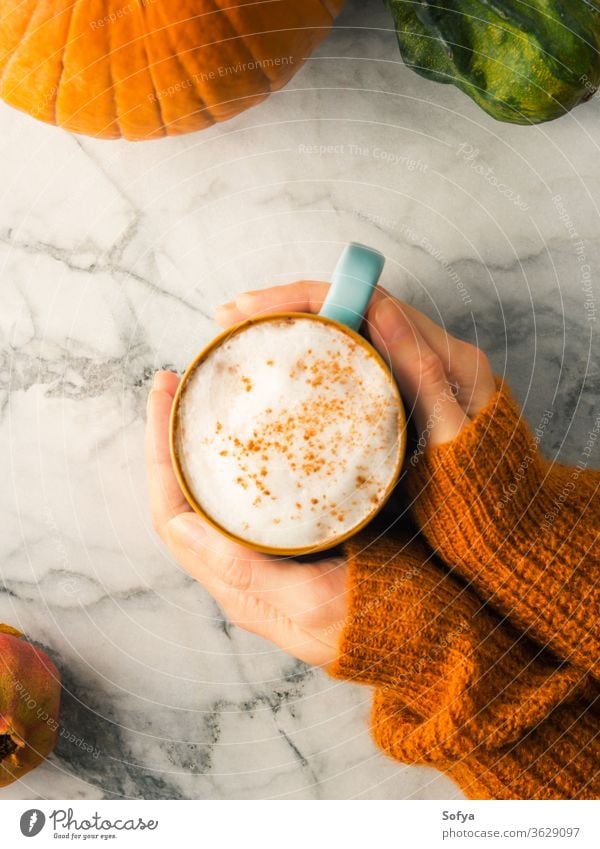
[402,378,600,677]
[326,523,591,768]
[326,526,458,693]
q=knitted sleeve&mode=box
[327,526,600,799]
[402,381,600,679]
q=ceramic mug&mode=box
[170,243,406,555]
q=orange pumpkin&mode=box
[0,0,344,140]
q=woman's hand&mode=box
[146,282,496,667]
[217,282,496,447]
[145,371,348,667]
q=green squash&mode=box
[386,0,600,124]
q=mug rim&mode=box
[169,311,407,557]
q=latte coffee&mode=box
[172,314,404,553]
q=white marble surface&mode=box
[1,0,599,800]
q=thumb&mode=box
[369,298,468,446]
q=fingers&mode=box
[162,511,346,624]
[370,299,469,446]
[445,339,495,417]
[213,300,249,327]
[405,309,495,416]
[146,368,347,662]
[215,281,393,329]
[152,370,179,395]
[145,371,189,534]
[214,281,331,327]
[164,511,272,591]
[215,282,495,417]
[366,299,495,416]
[214,276,494,441]
[161,511,343,665]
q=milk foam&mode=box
[175,317,402,550]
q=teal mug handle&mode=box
[319,243,385,331]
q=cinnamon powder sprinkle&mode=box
[213,344,394,526]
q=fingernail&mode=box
[215,300,236,312]
[375,299,409,342]
[169,513,206,551]
[151,371,165,389]
[147,373,160,407]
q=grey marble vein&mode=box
[0,0,598,801]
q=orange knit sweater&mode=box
[327,380,600,799]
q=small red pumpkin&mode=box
[0,624,61,787]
